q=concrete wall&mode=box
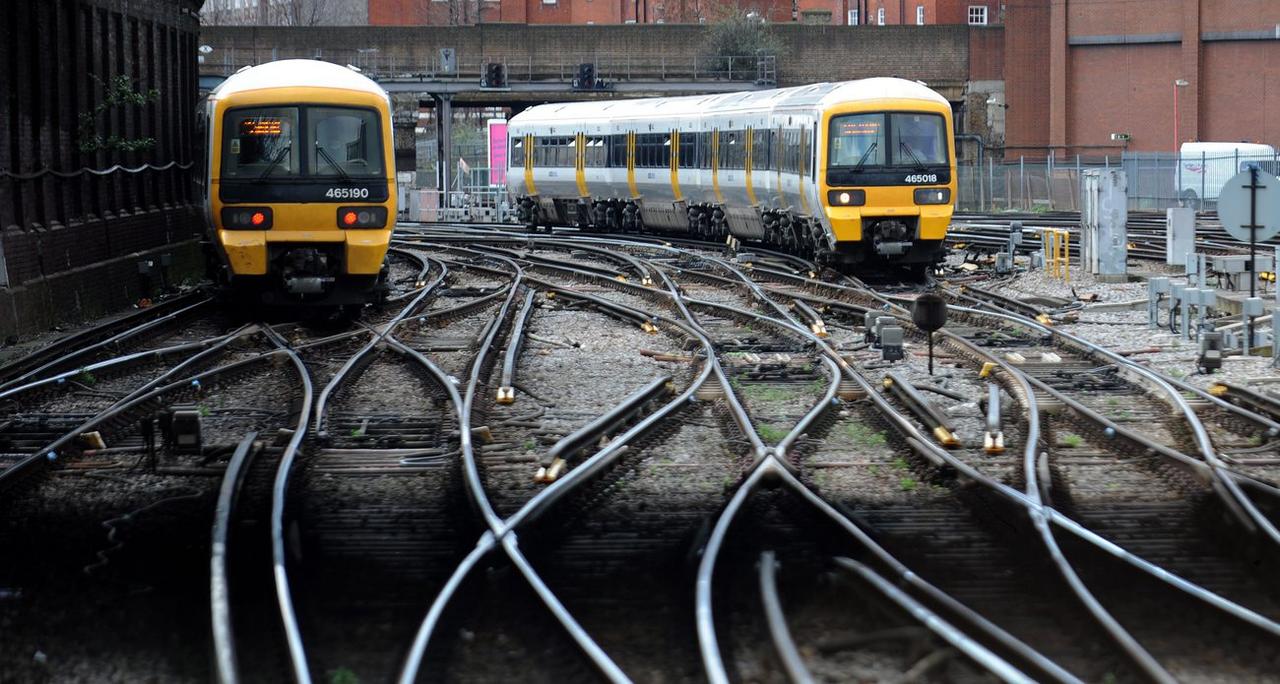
[200,23,972,90]
[0,0,205,336]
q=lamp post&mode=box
[1173,78,1190,151]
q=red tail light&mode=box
[221,207,273,230]
[336,206,387,229]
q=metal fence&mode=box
[956,151,1280,213]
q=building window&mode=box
[847,9,858,24]
[877,7,885,24]
[543,0,557,4]
[802,10,831,23]
[916,5,924,24]
[968,5,987,25]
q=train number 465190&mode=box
[325,187,370,199]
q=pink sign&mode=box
[488,120,508,185]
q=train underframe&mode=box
[516,196,944,273]
[208,241,389,309]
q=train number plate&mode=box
[904,174,939,184]
[325,187,371,199]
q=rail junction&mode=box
[2,219,1280,682]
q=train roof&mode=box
[510,78,948,125]
[210,59,388,100]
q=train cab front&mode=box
[820,108,955,270]
[210,103,395,306]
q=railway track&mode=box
[6,222,1280,682]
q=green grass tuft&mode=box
[1059,433,1083,448]
[757,424,789,442]
[844,423,888,448]
[329,668,360,684]
[899,476,918,492]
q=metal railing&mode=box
[202,49,778,85]
[401,187,514,224]
[956,151,1280,213]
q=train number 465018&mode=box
[904,174,939,184]
[325,187,370,199]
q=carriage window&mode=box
[309,107,384,177]
[221,106,300,179]
[721,130,744,170]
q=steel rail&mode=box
[262,327,317,684]
[936,286,1280,547]
[418,235,1280,670]
[210,432,260,684]
[0,294,212,391]
[832,558,1037,684]
[674,271,1170,682]
[0,348,289,489]
[755,263,1280,543]
[555,250,1078,682]
[496,289,538,405]
[427,234,1172,681]
[757,551,813,684]
[0,325,251,403]
[764,264,1280,632]
[312,259,448,435]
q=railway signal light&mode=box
[482,62,507,88]
[574,63,596,90]
[911,292,947,375]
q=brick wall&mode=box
[1003,0,1050,156]
[0,0,205,335]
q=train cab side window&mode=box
[511,137,523,166]
[698,132,711,170]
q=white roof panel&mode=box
[212,59,388,100]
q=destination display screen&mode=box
[834,119,882,137]
[239,118,284,136]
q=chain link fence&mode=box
[956,151,1280,213]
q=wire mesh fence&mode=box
[956,151,1280,213]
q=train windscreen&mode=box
[828,113,947,169]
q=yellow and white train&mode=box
[200,59,396,308]
[506,77,955,272]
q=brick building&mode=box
[1004,0,1280,157]
[795,0,999,26]
[0,0,206,335]
[366,0,992,25]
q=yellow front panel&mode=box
[818,98,957,246]
[209,85,396,277]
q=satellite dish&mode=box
[199,45,214,55]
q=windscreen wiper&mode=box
[851,141,878,173]
[315,144,352,183]
[257,144,292,181]
[899,141,928,172]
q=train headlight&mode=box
[827,189,866,206]
[913,188,952,205]
[221,207,272,230]
[336,206,387,229]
